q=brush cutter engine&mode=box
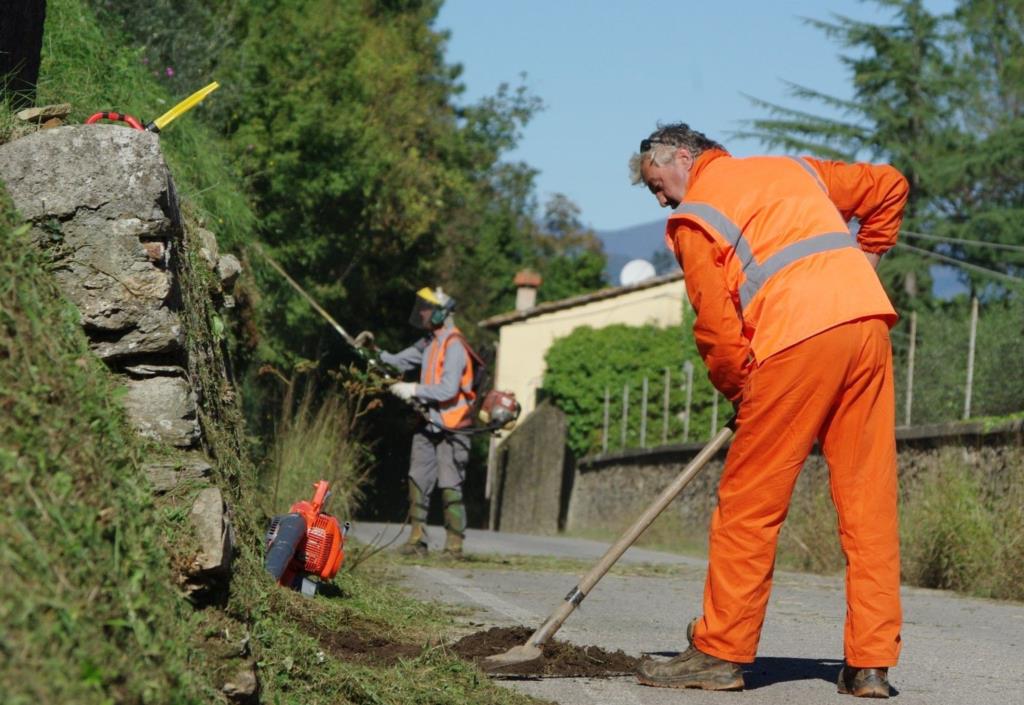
[265,480,348,595]
[477,389,521,431]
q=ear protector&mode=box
[430,297,456,326]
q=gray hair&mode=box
[629,122,725,185]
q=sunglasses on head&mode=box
[639,138,665,152]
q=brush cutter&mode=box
[483,424,734,671]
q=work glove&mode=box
[389,382,418,401]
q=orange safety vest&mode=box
[666,151,898,364]
[421,327,475,429]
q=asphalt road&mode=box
[351,522,1024,705]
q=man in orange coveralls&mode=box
[628,123,908,698]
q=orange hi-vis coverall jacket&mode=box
[665,149,909,667]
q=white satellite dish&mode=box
[619,258,657,286]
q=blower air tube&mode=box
[264,513,306,581]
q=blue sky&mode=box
[435,0,956,232]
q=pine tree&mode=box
[740,0,1024,299]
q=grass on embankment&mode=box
[0,187,217,702]
[252,565,537,705]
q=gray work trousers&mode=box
[408,429,470,494]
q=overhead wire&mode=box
[901,230,1024,254]
[893,242,1024,285]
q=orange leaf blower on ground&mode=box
[264,480,348,596]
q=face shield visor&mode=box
[409,287,441,330]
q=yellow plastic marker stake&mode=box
[147,81,220,133]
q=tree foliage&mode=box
[533,194,607,303]
[93,0,606,365]
[88,0,608,520]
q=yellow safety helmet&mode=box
[409,286,454,329]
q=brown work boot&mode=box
[398,524,428,557]
[442,530,465,559]
[636,645,744,691]
[837,664,892,698]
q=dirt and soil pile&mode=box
[286,602,423,666]
[311,625,424,665]
[452,626,639,677]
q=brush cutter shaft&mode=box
[526,426,734,649]
[253,243,360,348]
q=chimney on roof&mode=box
[514,269,542,312]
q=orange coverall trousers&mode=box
[691,317,902,667]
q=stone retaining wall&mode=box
[0,125,243,595]
[565,419,1024,538]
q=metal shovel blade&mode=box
[482,643,544,672]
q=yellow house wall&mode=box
[495,280,687,421]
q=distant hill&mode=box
[596,218,676,284]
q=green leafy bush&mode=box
[543,323,724,457]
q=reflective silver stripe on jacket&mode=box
[674,202,757,270]
[674,203,857,310]
[788,156,828,193]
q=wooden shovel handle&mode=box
[527,425,734,648]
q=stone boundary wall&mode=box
[489,400,572,534]
[565,419,1024,537]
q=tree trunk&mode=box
[903,269,919,299]
[1,1,48,109]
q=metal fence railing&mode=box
[600,360,723,453]
[891,297,1024,426]
[595,297,1024,453]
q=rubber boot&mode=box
[399,480,429,556]
[441,487,467,559]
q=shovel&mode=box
[483,425,733,671]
